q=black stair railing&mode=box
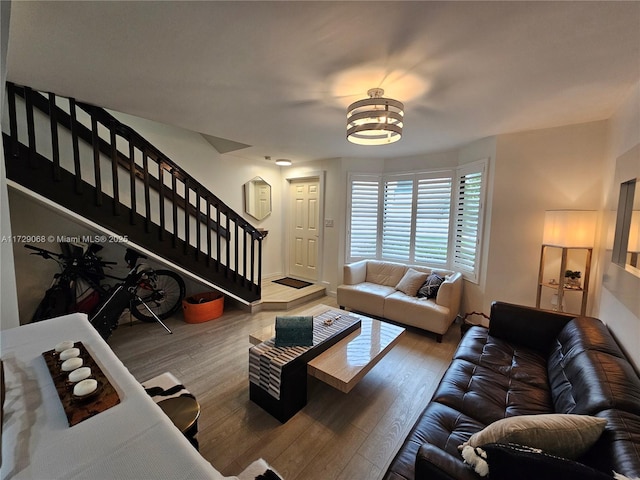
[3,82,262,302]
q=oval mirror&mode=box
[244,176,272,221]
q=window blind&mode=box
[382,178,413,261]
[453,163,485,282]
[415,175,452,265]
[348,176,380,258]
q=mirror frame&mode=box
[243,176,272,221]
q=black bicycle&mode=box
[28,244,185,340]
[26,243,114,323]
[89,248,185,339]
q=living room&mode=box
[1,2,639,480]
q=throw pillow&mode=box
[459,414,607,460]
[461,443,613,480]
[417,273,444,299]
[395,268,429,296]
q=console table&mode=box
[1,313,224,480]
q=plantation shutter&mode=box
[348,175,380,260]
[415,175,452,265]
[453,161,486,282]
[382,177,413,261]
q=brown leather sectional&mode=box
[383,301,640,479]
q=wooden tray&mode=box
[42,342,120,427]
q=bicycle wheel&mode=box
[131,269,186,322]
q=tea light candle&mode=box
[61,357,83,371]
[73,378,98,397]
[59,348,80,361]
[68,367,91,383]
[55,340,75,353]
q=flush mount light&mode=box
[275,159,292,166]
[347,88,404,145]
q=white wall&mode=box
[485,121,608,314]
[598,81,640,369]
[0,0,19,330]
[105,111,285,279]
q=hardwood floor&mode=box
[108,296,460,480]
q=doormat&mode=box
[272,277,313,289]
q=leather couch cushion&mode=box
[335,283,394,317]
[548,318,640,416]
[434,327,554,426]
[583,409,640,477]
[388,401,486,480]
[364,260,408,287]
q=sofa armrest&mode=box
[343,260,367,285]
[416,443,479,480]
[488,301,576,352]
[435,272,463,311]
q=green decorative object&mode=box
[275,316,313,347]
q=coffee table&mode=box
[250,304,405,394]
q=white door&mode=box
[288,179,320,280]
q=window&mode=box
[347,160,487,282]
[453,161,487,283]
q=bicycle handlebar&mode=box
[24,244,63,259]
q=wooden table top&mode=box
[250,305,405,393]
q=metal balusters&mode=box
[48,93,61,181]
[183,178,190,254]
[7,83,19,157]
[68,98,82,193]
[128,142,137,225]
[109,122,120,215]
[172,170,178,248]
[24,87,37,168]
[206,199,212,266]
[142,152,151,232]
[91,117,103,206]
[158,165,165,240]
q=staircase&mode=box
[3,83,263,303]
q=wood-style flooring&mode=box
[108,295,461,480]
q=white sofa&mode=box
[337,260,463,342]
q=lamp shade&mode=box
[542,210,597,248]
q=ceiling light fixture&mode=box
[346,88,404,145]
[275,158,292,166]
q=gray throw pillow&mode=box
[395,268,429,296]
[459,414,607,460]
[417,273,444,299]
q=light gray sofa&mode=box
[337,260,463,342]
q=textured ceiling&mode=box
[6,1,640,164]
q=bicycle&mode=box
[27,243,186,340]
[26,242,114,323]
[88,248,185,340]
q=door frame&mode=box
[283,171,325,282]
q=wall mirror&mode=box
[612,178,639,273]
[244,177,272,221]
[611,143,640,277]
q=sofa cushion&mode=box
[336,283,395,317]
[580,409,640,477]
[434,327,554,425]
[417,273,444,299]
[548,318,640,416]
[364,260,408,287]
[395,268,430,296]
[383,292,451,334]
[460,414,607,459]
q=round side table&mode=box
[158,396,201,450]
